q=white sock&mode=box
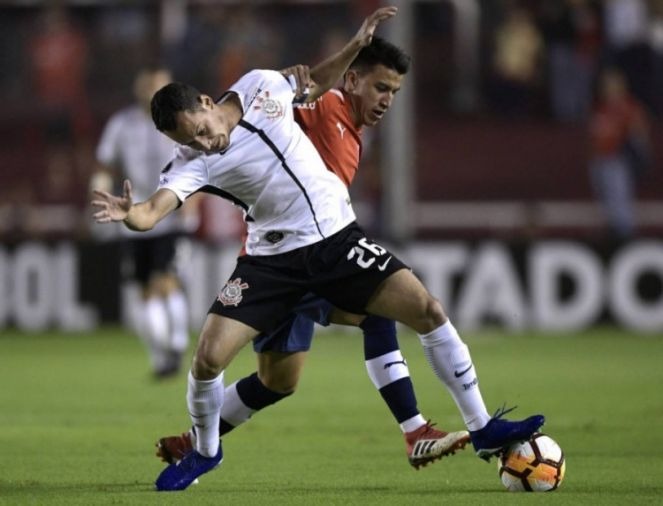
[365,350,410,390]
[418,321,491,432]
[141,298,170,370]
[219,380,255,427]
[186,371,224,457]
[400,414,428,434]
[166,290,189,352]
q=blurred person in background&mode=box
[539,0,601,122]
[91,67,193,378]
[589,67,651,241]
[602,0,651,107]
[28,4,92,145]
[489,4,544,116]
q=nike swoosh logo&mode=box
[454,364,473,378]
[383,359,407,369]
[377,256,393,271]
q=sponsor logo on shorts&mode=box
[218,278,249,307]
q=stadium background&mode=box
[1,1,663,504]
[1,0,661,334]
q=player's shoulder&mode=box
[173,145,204,163]
[326,89,346,103]
[231,69,293,110]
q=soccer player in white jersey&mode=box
[92,6,544,491]
[155,38,471,471]
[93,68,190,378]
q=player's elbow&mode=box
[123,220,153,232]
[123,216,156,232]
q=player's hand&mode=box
[91,179,134,224]
[353,6,398,48]
[280,64,312,102]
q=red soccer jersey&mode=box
[294,89,362,187]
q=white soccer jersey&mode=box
[158,69,356,256]
[96,105,180,237]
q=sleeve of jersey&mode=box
[229,69,296,112]
[157,148,209,204]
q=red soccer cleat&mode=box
[405,421,470,469]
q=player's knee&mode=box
[416,296,446,334]
[191,353,221,379]
[191,341,225,379]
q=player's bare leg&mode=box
[366,269,544,460]
[257,350,307,393]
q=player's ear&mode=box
[198,94,215,110]
[344,69,359,92]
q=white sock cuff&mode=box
[365,350,410,389]
[400,414,427,434]
[188,370,224,391]
[418,320,461,348]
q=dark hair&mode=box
[349,36,411,75]
[151,82,203,132]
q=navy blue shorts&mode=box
[252,293,333,353]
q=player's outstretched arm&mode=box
[305,6,397,102]
[91,179,179,232]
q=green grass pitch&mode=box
[1,327,662,505]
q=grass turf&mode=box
[0,327,662,505]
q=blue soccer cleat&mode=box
[155,444,223,491]
[470,406,545,461]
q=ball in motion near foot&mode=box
[497,433,565,492]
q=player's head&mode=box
[343,36,411,127]
[134,67,172,112]
[151,82,234,153]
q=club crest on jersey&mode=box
[218,278,249,307]
[253,90,283,119]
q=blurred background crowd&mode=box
[1,0,662,245]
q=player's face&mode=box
[164,95,232,154]
[346,64,403,127]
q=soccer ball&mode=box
[497,433,566,492]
